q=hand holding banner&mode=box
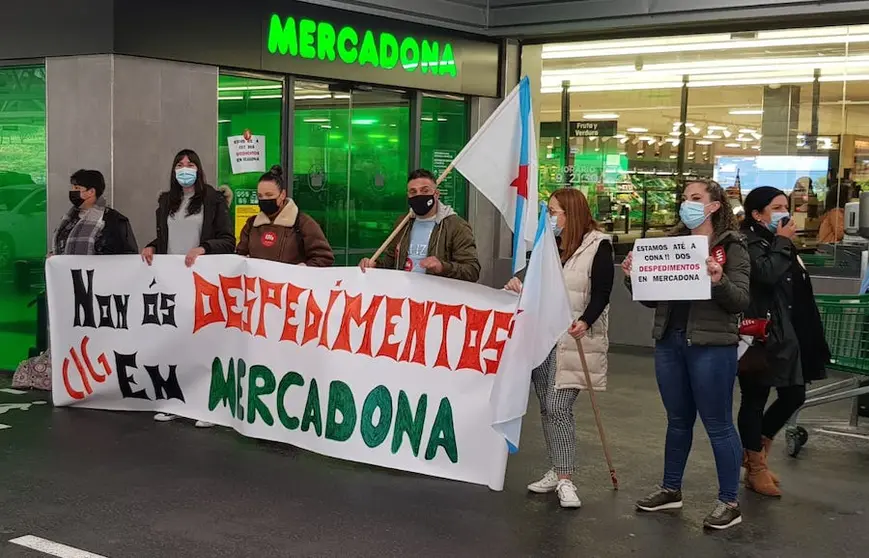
[47,255,527,490]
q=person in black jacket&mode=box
[141,149,235,428]
[51,169,138,256]
[141,149,235,268]
[737,186,830,498]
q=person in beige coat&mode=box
[505,188,614,509]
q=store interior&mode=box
[529,25,869,272]
[217,75,469,266]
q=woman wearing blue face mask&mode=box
[505,188,614,509]
[623,179,750,530]
[737,186,829,498]
[142,149,236,427]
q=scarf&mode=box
[52,197,107,255]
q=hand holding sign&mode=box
[630,237,711,301]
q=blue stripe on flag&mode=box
[511,194,525,273]
[534,202,548,247]
[517,77,531,166]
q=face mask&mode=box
[175,168,197,187]
[69,190,85,208]
[768,211,790,233]
[679,201,710,230]
[409,194,435,217]
[258,198,280,215]
[550,215,563,236]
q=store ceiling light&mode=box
[725,143,741,148]
[352,119,378,125]
[690,127,702,135]
[304,118,331,123]
[582,112,620,119]
[739,128,757,134]
[613,134,627,139]
[669,131,681,137]
[627,127,648,133]
[540,26,869,59]
[697,140,714,145]
[218,96,243,101]
[218,84,282,92]
[730,109,765,115]
[638,135,655,142]
[708,125,728,131]
[704,134,722,139]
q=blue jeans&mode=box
[654,330,742,503]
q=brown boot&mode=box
[746,450,782,497]
[762,437,781,486]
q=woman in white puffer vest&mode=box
[506,188,614,509]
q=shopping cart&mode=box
[785,294,869,457]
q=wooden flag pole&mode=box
[368,162,457,262]
[575,337,619,490]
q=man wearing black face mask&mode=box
[49,169,138,256]
[360,169,480,283]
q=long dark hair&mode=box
[168,149,206,217]
[673,178,738,239]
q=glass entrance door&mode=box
[293,81,410,266]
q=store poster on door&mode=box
[233,189,260,240]
[433,150,457,206]
[228,129,266,175]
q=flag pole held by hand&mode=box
[575,337,619,490]
[368,162,457,263]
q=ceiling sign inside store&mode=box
[266,14,458,78]
[541,121,618,138]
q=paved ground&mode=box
[1,348,868,558]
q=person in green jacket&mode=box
[624,179,751,531]
[359,169,480,283]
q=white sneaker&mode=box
[556,479,582,509]
[154,413,178,422]
[527,469,560,494]
[194,421,215,428]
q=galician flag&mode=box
[489,203,573,451]
[453,76,539,274]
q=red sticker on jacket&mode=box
[712,246,727,265]
[261,231,277,248]
[404,258,413,271]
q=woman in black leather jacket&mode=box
[737,186,829,498]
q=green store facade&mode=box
[0,0,504,372]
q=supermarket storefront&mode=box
[0,0,502,371]
[521,24,869,278]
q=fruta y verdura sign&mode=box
[266,14,458,78]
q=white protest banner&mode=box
[46,256,521,489]
[630,237,711,301]
[228,131,266,174]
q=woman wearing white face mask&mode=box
[737,186,829,498]
[142,149,236,427]
[624,179,750,530]
[505,188,614,509]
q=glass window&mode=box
[0,65,46,371]
[292,81,410,266]
[217,74,284,242]
[420,95,469,219]
[526,26,869,276]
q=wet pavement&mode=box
[1,349,868,558]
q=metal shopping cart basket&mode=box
[785,294,869,457]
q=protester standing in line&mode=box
[15,170,139,391]
[506,188,613,509]
[236,165,334,266]
[737,187,829,497]
[141,149,235,427]
[624,179,750,530]
[359,169,480,283]
[52,169,138,256]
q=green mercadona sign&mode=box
[266,14,458,78]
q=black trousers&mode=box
[738,376,807,453]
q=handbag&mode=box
[738,315,771,374]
